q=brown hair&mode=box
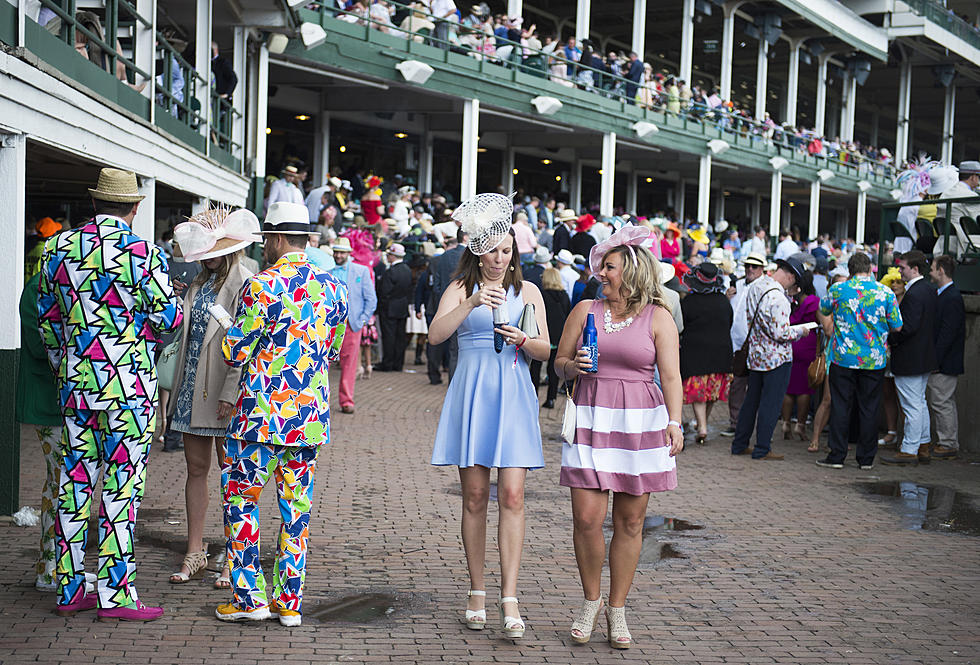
[901,249,929,276]
[541,267,564,291]
[193,250,241,290]
[453,230,523,297]
[933,254,956,279]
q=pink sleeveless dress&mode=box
[559,300,677,495]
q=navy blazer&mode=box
[934,282,965,375]
[430,245,465,312]
[889,278,938,376]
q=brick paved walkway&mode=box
[2,363,978,664]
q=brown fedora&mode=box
[88,168,145,203]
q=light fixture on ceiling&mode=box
[555,175,562,181]
[598,169,604,175]
[512,168,519,175]
[632,120,659,138]
[294,114,310,121]
[646,177,653,183]
[300,22,327,49]
[267,33,289,55]
[541,159,552,165]
[477,147,487,153]
[339,145,346,153]
[531,96,563,115]
[707,139,730,154]
[788,201,795,207]
[395,59,435,85]
[394,132,408,139]
[265,127,271,134]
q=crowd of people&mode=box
[15,155,973,642]
[324,0,898,177]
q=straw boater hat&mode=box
[743,251,767,267]
[452,193,514,256]
[958,160,980,175]
[330,237,353,253]
[174,207,261,262]
[556,208,578,224]
[260,202,313,235]
[88,168,145,203]
[387,243,406,258]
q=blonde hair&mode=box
[541,267,564,291]
[602,245,670,317]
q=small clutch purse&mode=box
[517,303,539,339]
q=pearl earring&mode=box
[479,261,483,268]
[509,266,515,271]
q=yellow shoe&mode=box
[278,609,302,627]
[214,603,271,622]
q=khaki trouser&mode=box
[927,373,958,450]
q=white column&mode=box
[232,26,247,167]
[720,6,736,101]
[460,98,480,202]
[713,187,725,223]
[769,171,782,239]
[195,0,213,152]
[16,0,25,47]
[755,39,768,122]
[808,180,821,240]
[0,133,26,350]
[941,85,956,164]
[631,0,647,58]
[136,0,157,122]
[697,153,712,226]
[254,44,269,180]
[679,0,695,85]
[507,0,522,18]
[839,72,856,142]
[785,40,801,128]
[314,110,331,185]
[132,177,156,240]
[677,179,686,223]
[575,0,591,42]
[419,129,434,194]
[502,145,515,193]
[855,191,867,243]
[815,55,829,136]
[600,132,617,217]
[626,169,638,214]
[895,59,912,165]
[570,159,583,212]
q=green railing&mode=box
[307,1,895,186]
[903,0,980,51]
[21,0,241,168]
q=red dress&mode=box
[361,198,383,225]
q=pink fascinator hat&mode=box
[589,225,652,274]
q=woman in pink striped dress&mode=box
[555,225,684,649]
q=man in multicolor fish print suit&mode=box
[216,202,348,626]
[38,168,183,622]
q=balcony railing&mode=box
[903,0,980,51]
[303,1,896,187]
[11,0,242,170]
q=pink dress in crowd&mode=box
[787,295,819,395]
[559,300,677,495]
[660,237,680,262]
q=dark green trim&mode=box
[0,349,20,516]
[154,108,206,152]
[0,3,16,46]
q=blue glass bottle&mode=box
[582,312,598,372]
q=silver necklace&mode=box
[603,305,634,334]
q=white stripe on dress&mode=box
[561,442,677,476]
[575,404,669,434]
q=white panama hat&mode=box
[261,202,313,235]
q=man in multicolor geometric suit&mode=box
[37,167,183,621]
[216,201,348,626]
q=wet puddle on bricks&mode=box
[604,515,707,566]
[307,593,400,623]
[856,481,980,536]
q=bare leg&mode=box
[571,488,609,601]
[781,395,794,433]
[171,433,214,580]
[607,492,650,607]
[497,467,527,622]
[810,378,831,451]
[459,466,491,613]
[795,395,811,438]
[692,401,707,437]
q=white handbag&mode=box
[561,379,578,444]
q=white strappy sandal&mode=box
[499,596,525,639]
[463,590,486,630]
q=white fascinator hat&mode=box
[452,192,514,255]
[174,207,261,262]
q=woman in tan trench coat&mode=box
[168,209,260,587]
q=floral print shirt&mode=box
[743,275,809,371]
[223,252,348,447]
[819,276,902,370]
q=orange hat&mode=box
[36,217,62,238]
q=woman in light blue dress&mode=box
[429,195,551,640]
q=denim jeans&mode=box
[731,362,792,458]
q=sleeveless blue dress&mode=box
[431,285,545,469]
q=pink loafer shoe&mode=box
[97,601,164,622]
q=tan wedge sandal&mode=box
[169,550,208,584]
